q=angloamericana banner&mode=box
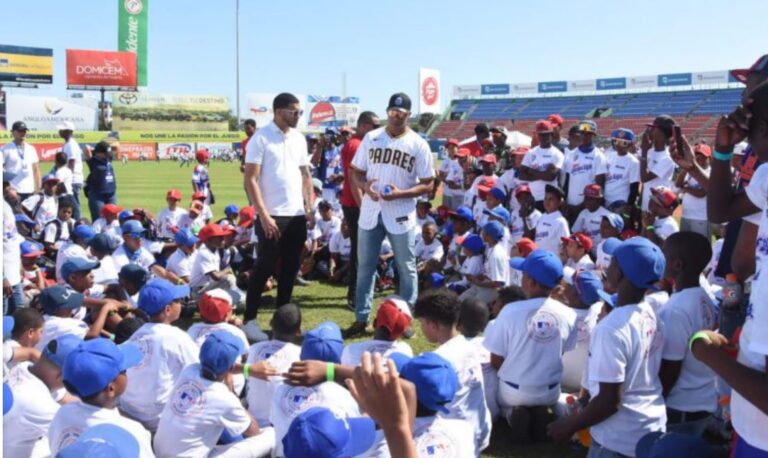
[118,0,148,86]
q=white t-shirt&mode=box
[48,402,153,457]
[587,301,666,457]
[435,335,492,452]
[459,255,484,281]
[561,302,602,391]
[484,242,509,284]
[191,164,211,198]
[4,362,59,458]
[246,340,302,426]
[352,127,435,235]
[92,254,119,285]
[328,231,352,261]
[641,148,675,211]
[534,211,570,253]
[572,206,610,249]
[153,363,252,458]
[54,242,90,284]
[190,244,220,290]
[92,217,123,246]
[316,216,341,244]
[594,239,614,273]
[415,238,444,263]
[680,168,710,221]
[22,193,57,232]
[187,322,248,351]
[157,207,189,239]
[112,244,156,271]
[509,208,541,242]
[705,238,725,287]
[659,286,718,413]
[178,213,205,234]
[63,138,84,185]
[43,218,72,248]
[246,121,310,217]
[521,146,565,201]
[4,201,23,286]
[412,416,477,458]
[653,216,679,241]
[54,166,74,194]
[37,315,88,351]
[440,158,465,198]
[121,323,200,431]
[567,254,595,272]
[484,297,577,389]
[341,339,413,367]
[497,169,525,211]
[2,141,40,193]
[604,153,640,205]
[564,147,607,206]
[167,248,196,279]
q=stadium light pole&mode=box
[235,0,241,126]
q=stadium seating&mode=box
[434,88,742,142]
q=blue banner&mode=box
[596,77,626,90]
[480,84,510,95]
[657,73,692,87]
[538,81,568,93]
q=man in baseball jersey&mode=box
[346,93,435,337]
[519,120,565,210]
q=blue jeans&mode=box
[354,215,417,323]
[87,192,116,223]
[666,414,711,437]
[587,441,630,458]
[3,283,24,315]
[72,183,83,221]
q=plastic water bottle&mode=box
[381,185,393,196]
[722,274,742,309]
[565,396,592,447]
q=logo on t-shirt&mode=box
[527,310,560,343]
[133,336,153,369]
[641,311,663,359]
[415,429,457,457]
[170,380,206,417]
[57,427,82,452]
[280,386,323,418]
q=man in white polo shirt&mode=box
[59,121,84,220]
[346,93,435,337]
[243,93,315,341]
[2,121,40,200]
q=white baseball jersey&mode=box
[521,146,565,201]
[156,207,188,239]
[351,127,435,235]
[533,211,570,253]
[641,148,675,211]
[572,206,611,249]
[509,209,541,242]
[604,153,640,205]
[563,147,607,206]
[246,340,302,426]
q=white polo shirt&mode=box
[246,121,310,217]
[2,141,39,193]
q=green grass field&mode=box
[108,159,586,458]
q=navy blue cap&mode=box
[58,424,140,458]
[301,321,343,363]
[429,272,445,288]
[15,213,35,226]
[635,431,716,458]
[118,264,150,289]
[448,206,474,222]
[174,228,199,248]
[390,352,458,414]
[43,334,83,368]
[461,234,485,254]
[3,383,12,415]
[137,279,189,316]
[283,407,376,458]
[63,338,142,398]
[71,225,95,242]
[60,257,100,282]
[224,204,239,216]
[3,316,14,339]
[603,236,665,290]
[483,206,510,224]
[612,128,636,142]
[39,286,84,314]
[482,221,505,242]
[510,249,564,288]
[387,93,412,112]
[121,220,145,237]
[200,331,245,376]
[87,233,119,254]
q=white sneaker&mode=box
[243,319,269,343]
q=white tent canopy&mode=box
[458,130,532,149]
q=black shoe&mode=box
[343,321,370,339]
[294,275,310,286]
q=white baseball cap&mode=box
[56,121,75,131]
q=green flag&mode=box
[118,0,148,86]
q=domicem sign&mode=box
[66,49,137,88]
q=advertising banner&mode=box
[596,77,627,91]
[118,0,148,86]
[538,81,568,93]
[157,141,195,159]
[305,95,360,129]
[419,68,441,114]
[657,73,692,87]
[31,143,64,162]
[119,142,156,160]
[6,95,99,131]
[0,91,6,131]
[112,93,229,131]
[0,45,54,84]
[511,82,537,94]
[118,130,244,142]
[568,80,596,92]
[0,130,107,144]
[453,85,481,97]
[245,93,278,129]
[480,84,510,95]
[626,75,657,89]
[693,71,729,85]
[66,49,137,88]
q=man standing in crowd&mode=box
[340,111,381,310]
[466,123,491,157]
[346,93,435,337]
[240,118,257,204]
[59,121,84,220]
[84,140,118,221]
[2,121,40,201]
[519,120,565,210]
[244,93,314,341]
[548,114,569,152]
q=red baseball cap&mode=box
[238,206,256,227]
[166,189,182,200]
[189,201,204,216]
[562,232,593,253]
[694,143,712,157]
[731,54,768,84]
[583,184,604,199]
[535,120,554,133]
[511,146,529,156]
[198,223,228,242]
[516,238,537,256]
[195,149,210,162]
[192,191,206,201]
[547,114,564,127]
[445,138,459,147]
[477,176,497,188]
[339,126,355,134]
[374,296,412,340]
[514,184,532,197]
[454,147,471,158]
[480,154,497,165]
[100,203,123,217]
[650,186,679,209]
[199,289,233,323]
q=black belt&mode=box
[504,381,559,390]
[666,408,711,423]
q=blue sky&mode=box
[2,0,765,117]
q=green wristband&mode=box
[713,150,732,162]
[646,225,655,231]
[326,363,335,382]
[689,331,712,352]
[243,363,250,379]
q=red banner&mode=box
[119,142,157,160]
[66,49,137,87]
[32,144,63,162]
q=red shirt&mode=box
[340,135,363,207]
[464,140,484,157]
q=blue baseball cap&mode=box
[58,424,140,458]
[60,257,100,282]
[612,128,636,142]
[448,206,474,222]
[440,223,454,239]
[429,272,445,288]
[603,236,665,289]
[174,228,199,247]
[15,213,35,226]
[20,240,44,257]
[390,352,458,414]
[3,383,12,416]
[200,331,245,376]
[137,278,190,316]
[39,285,84,314]
[602,214,624,232]
[482,221,505,242]
[461,234,485,254]
[635,431,716,458]
[118,264,150,289]
[118,210,133,220]
[300,321,343,363]
[63,338,143,398]
[483,206,510,224]
[489,187,506,201]
[121,220,145,238]
[71,225,95,242]
[509,249,563,288]
[3,316,14,339]
[87,233,119,254]
[578,120,598,134]
[42,334,83,368]
[224,204,239,216]
[564,267,603,305]
[283,407,376,458]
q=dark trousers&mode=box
[72,184,83,221]
[245,215,307,321]
[342,205,360,303]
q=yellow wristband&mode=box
[689,331,712,352]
